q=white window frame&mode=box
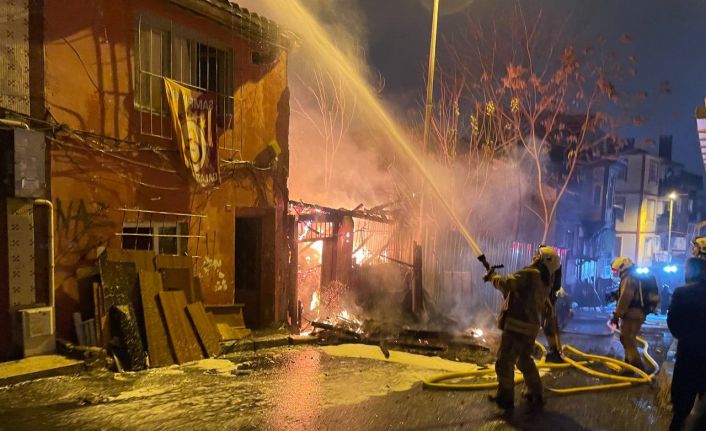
[121,220,189,256]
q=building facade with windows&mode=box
[655,142,704,263]
[556,158,624,287]
[0,0,294,352]
[614,148,664,265]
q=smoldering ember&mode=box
[3,1,706,430]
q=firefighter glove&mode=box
[610,313,620,329]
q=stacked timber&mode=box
[74,248,238,371]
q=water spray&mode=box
[276,1,497,273]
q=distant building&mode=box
[614,136,704,266]
[553,147,626,295]
[656,137,704,262]
[613,146,663,266]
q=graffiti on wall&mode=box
[54,198,114,264]
[200,256,228,292]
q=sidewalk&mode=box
[0,355,84,387]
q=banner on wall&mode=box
[164,78,220,186]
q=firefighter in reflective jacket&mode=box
[610,256,650,371]
[484,246,560,410]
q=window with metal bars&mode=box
[135,18,235,139]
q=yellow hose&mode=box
[422,335,659,394]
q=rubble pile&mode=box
[308,312,492,364]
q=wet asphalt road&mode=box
[0,312,673,431]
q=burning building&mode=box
[0,0,295,360]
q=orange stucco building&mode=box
[0,0,294,358]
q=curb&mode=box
[222,334,317,353]
[0,359,85,387]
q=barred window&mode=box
[136,18,235,139]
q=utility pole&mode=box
[422,0,440,155]
[415,0,439,313]
[417,0,439,239]
[668,192,676,261]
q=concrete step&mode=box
[0,355,85,387]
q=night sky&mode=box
[355,0,706,174]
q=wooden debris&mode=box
[186,302,222,357]
[161,268,193,298]
[109,304,146,371]
[205,304,250,341]
[105,249,156,271]
[98,258,138,312]
[192,277,204,303]
[214,324,252,341]
[73,312,85,346]
[158,291,202,364]
[73,312,98,346]
[92,282,104,346]
[155,256,197,303]
[139,271,175,367]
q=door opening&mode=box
[235,216,262,327]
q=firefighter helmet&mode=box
[611,256,634,275]
[692,237,706,259]
[536,245,561,274]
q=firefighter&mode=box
[609,256,648,371]
[691,236,706,260]
[483,245,560,410]
[668,257,706,431]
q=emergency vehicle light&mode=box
[663,265,678,273]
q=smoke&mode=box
[238,1,532,233]
[238,0,547,332]
[238,0,397,209]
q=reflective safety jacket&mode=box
[615,274,647,321]
[491,265,552,337]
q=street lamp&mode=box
[668,191,677,261]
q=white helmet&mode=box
[692,237,706,259]
[535,245,561,274]
[611,256,633,276]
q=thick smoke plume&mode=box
[237,1,549,335]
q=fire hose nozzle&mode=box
[478,254,504,281]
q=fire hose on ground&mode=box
[405,178,660,395]
[422,330,659,394]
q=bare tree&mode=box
[434,6,637,243]
[292,67,358,194]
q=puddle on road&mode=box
[0,339,672,431]
[0,346,446,431]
